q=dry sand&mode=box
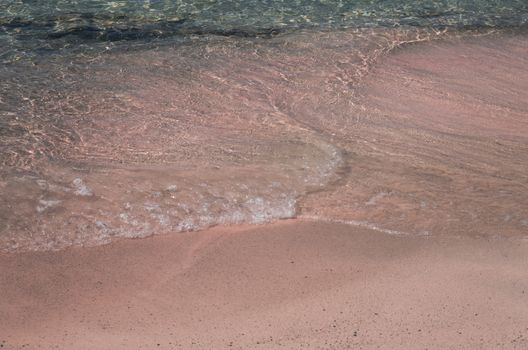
[1,220,527,349]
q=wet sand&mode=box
[1,220,528,349]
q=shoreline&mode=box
[1,25,528,350]
[2,219,528,349]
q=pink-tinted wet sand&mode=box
[1,220,528,349]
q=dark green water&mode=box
[1,0,527,61]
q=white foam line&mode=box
[300,215,413,236]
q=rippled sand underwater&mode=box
[1,20,528,251]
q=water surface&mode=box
[1,0,527,251]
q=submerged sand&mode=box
[1,220,528,349]
[3,30,527,251]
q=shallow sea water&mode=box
[1,0,527,251]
